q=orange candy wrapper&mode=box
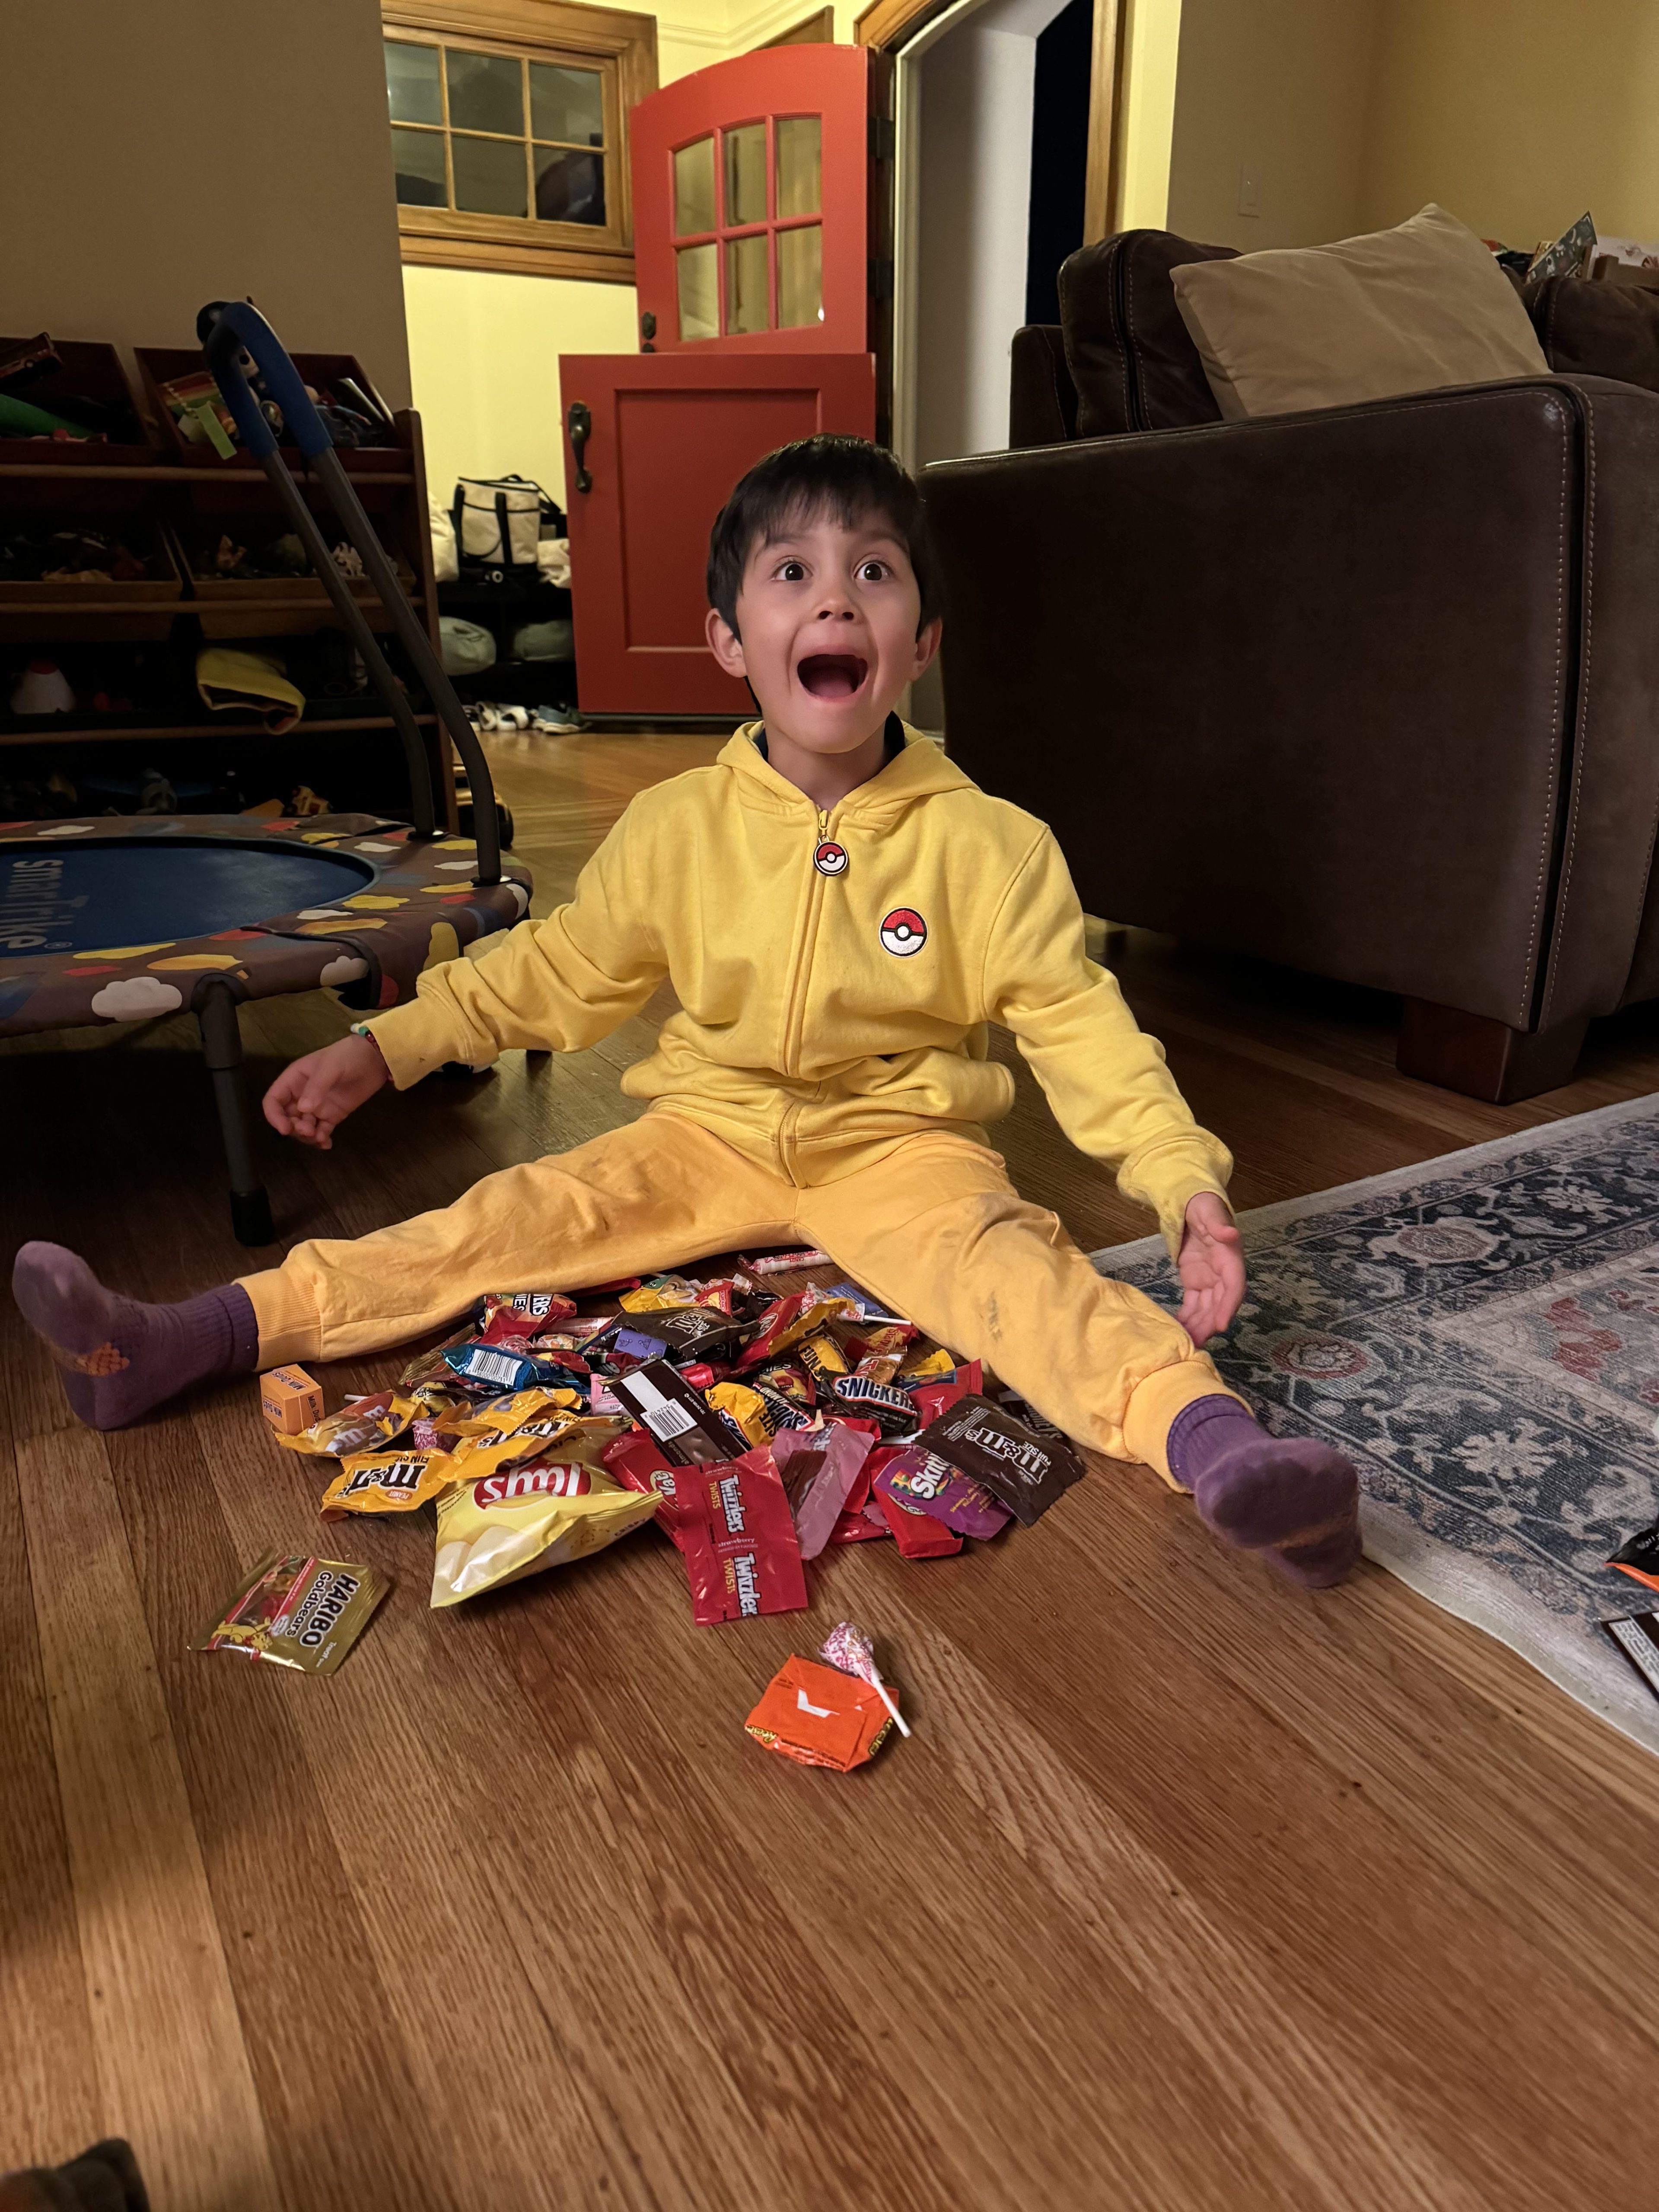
[744,1655,896,1771]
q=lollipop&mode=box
[819,1619,911,1738]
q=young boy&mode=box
[13,437,1360,1585]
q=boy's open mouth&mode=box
[796,653,869,700]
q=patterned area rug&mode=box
[1092,1096,1659,1756]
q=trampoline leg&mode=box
[197,980,275,1247]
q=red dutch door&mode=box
[563,44,879,715]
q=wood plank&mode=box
[13,1426,280,2209]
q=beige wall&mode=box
[0,0,411,407]
[1164,0,1378,249]
[408,0,861,503]
[1358,0,1659,247]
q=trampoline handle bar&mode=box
[200,301,332,460]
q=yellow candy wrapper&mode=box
[706,1379,774,1447]
[191,1550,390,1675]
[431,1461,659,1608]
[618,1275,703,1312]
[899,1345,956,1382]
[431,1387,567,1441]
[797,1329,850,1386]
[274,1390,419,1459]
[321,1450,454,1519]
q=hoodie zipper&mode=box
[773,804,838,1177]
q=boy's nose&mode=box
[813,597,856,620]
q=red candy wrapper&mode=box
[602,1428,700,1548]
[678,1446,808,1624]
[875,1489,964,1558]
[908,1359,983,1431]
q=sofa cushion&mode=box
[1058,230,1237,438]
[1529,273,1659,394]
[1169,203,1549,421]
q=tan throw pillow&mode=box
[1169,203,1550,421]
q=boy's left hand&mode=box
[1177,1192,1245,1344]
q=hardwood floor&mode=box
[6,728,1659,2210]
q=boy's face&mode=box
[704,505,941,756]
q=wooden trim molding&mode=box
[1082,0,1126,244]
[853,0,953,50]
[383,0,656,278]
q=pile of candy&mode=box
[252,1255,1086,1719]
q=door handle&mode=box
[566,400,592,494]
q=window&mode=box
[672,114,823,342]
[383,1,657,282]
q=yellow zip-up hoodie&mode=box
[365,725,1231,1253]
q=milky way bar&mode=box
[643,1306,753,1366]
[914,1394,1083,1526]
[608,1359,741,1465]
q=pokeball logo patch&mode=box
[879,908,927,957]
[814,840,848,876]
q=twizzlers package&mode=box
[678,1446,808,1624]
[914,1394,1084,1526]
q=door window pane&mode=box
[674,137,716,236]
[726,233,769,334]
[446,49,524,136]
[775,116,821,219]
[392,127,447,207]
[531,62,604,146]
[723,123,768,227]
[777,223,823,327]
[386,41,443,126]
[536,147,605,225]
[453,135,529,216]
[677,242,719,342]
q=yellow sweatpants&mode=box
[242,1116,1230,1483]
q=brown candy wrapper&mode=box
[914,1394,1083,1526]
[321,1451,453,1519]
[192,1551,390,1675]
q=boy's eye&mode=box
[777,559,807,582]
[857,559,889,582]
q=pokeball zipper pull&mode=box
[812,813,850,878]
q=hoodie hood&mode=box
[718,718,978,826]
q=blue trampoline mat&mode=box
[0,838,376,957]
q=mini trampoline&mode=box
[0,305,533,1245]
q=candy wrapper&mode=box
[1608,1522,1659,1594]
[610,1359,748,1465]
[746,1248,831,1274]
[876,1488,964,1559]
[321,1450,454,1519]
[914,1394,1083,1526]
[192,1551,389,1675]
[678,1447,808,1624]
[431,1463,658,1608]
[442,1340,588,1395]
[274,1390,419,1459]
[476,1289,578,1339]
[797,1329,850,1389]
[705,1380,774,1449]
[772,1421,874,1559]
[745,1655,895,1770]
[872,1444,1011,1540]
[820,1618,911,1737]
[832,1372,918,1433]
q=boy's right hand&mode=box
[262,1031,389,1149]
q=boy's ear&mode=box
[705,607,746,677]
[909,616,943,681]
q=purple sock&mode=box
[12,1241,260,1431]
[1167,1394,1361,1589]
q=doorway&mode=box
[891,0,1099,725]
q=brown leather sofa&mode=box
[921,229,1659,1101]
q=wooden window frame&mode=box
[384,0,657,283]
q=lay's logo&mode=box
[472,1462,591,1509]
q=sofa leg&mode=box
[1396,1000,1589,1103]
